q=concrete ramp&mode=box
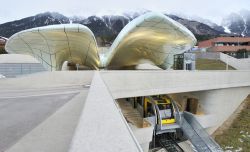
[69,72,142,152]
[181,112,223,152]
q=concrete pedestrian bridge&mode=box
[0,70,249,152]
[1,10,250,152]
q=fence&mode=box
[220,53,250,70]
[0,63,46,77]
[195,52,220,60]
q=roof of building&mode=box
[105,12,196,70]
[210,46,250,52]
[214,37,250,43]
[201,37,250,43]
[5,12,196,71]
[5,24,100,70]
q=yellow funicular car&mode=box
[144,96,176,125]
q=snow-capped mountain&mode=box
[170,13,225,33]
[240,10,250,36]
[187,16,225,33]
[167,15,224,36]
[0,11,225,46]
[222,13,245,35]
[0,12,70,38]
[221,10,250,36]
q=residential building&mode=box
[198,37,250,58]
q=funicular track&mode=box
[150,96,223,152]
[157,133,184,152]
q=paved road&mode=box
[0,71,93,152]
[0,84,89,152]
[0,85,89,99]
[0,93,78,152]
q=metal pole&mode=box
[76,64,79,71]
[226,56,229,70]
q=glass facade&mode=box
[0,63,45,77]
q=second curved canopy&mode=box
[105,12,197,69]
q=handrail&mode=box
[182,112,223,152]
[171,99,182,125]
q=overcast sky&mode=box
[1,0,249,24]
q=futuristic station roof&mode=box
[106,12,196,69]
[5,24,100,70]
[5,12,196,71]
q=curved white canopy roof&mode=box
[105,12,197,69]
[5,24,100,70]
[5,12,196,70]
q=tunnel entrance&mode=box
[116,95,220,152]
[116,95,185,151]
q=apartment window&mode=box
[216,43,223,46]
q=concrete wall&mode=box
[191,87,250,133]
[198,39,214,48]
[100,71,250,99]
[220,53,250,70]
[69,71,250,152]
[0,63,46,77]
[100,70,250,135]
[170,87,250,134]
[0,71,94,89]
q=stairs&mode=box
[117,100,144,128]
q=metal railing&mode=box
[181,112,223,152]
[0,63,46,77]
[220,53,250,70]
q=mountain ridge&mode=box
[221,10,250,36]
[0,11,227,46]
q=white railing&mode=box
[220,53,250,70]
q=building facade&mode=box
[198,37,250,58]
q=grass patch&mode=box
[196,58,235,70]
[215,95,250,151]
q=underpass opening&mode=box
[169,94,205,115]
[115,93,218,152]
[116,95,187,152]
[61,61,93,71]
